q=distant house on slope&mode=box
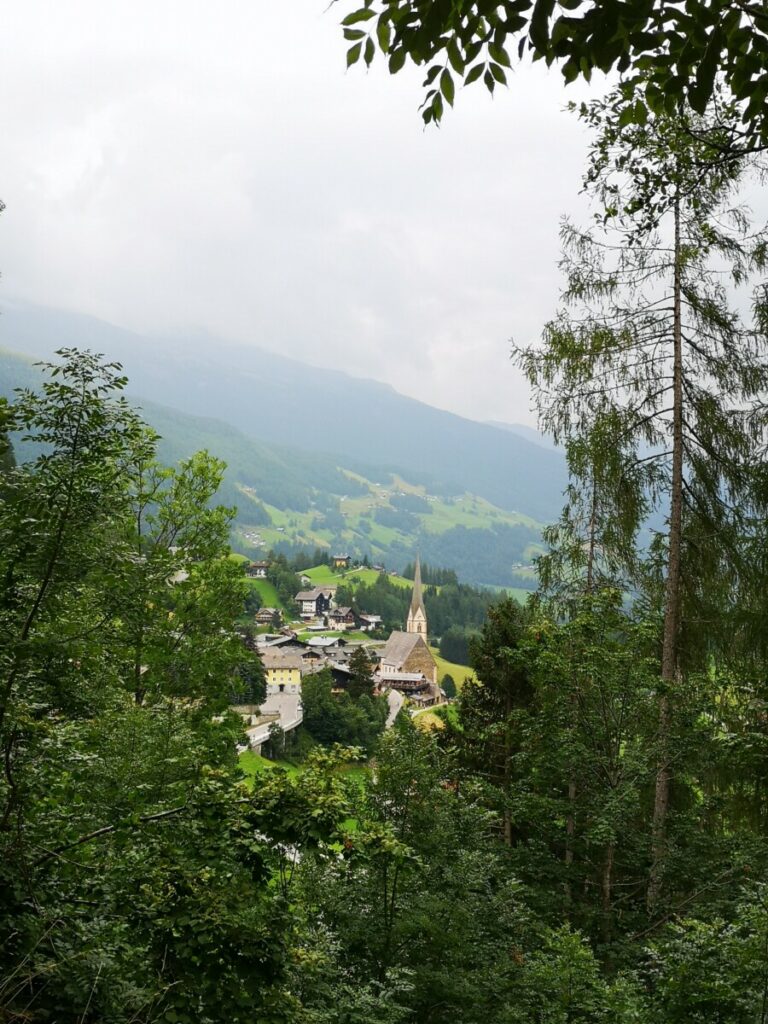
[327,606,357,630]
[246,560,270,578]
[295,588,334,619]
[255,607,281,626]
[332,553,351,570]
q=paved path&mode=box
[385,688,404,729]
[244,692,303,749]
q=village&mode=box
[242,555,444,747]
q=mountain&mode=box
[0,303,567,522]
[0,345,541,589]
[486,420,558,451]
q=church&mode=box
[377,557,441,704]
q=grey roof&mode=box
[380,631,422,668]
[260,650,303,670]
[305,636,342,648]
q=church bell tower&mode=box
[406,555,428,638]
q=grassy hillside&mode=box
[0,344,543,590]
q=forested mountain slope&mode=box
[0,302,567,522]
[0,345,541,588]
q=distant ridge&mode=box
[0,302,567,523]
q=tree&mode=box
[0,351,299,1022]
[338,0,768,145]
[442,672,457,699]
[515,95,768,908]
[347,644,375,699]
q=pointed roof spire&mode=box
[410,554,426,617]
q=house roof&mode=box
[260,650,303,671]
[379,631,423,668]
[330,606,353,616]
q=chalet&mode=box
[295,588,334,619]
[327,606,357,630]
[332,554,351,570]
[246,560,270,578]
[358,613,383,632]
[255,607,280,626]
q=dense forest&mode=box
[5,72,768,1024]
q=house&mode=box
[327,606,357,630]
[245,560,270,578]
[260,649,302,695]
[358,613,383,632]
[255,607,280,626]
[295,588,334,619]
[332,553,351,570]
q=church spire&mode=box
[406,554,428,637]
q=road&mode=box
[244,692,303,749]
[385,688,404,729]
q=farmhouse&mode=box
[246,560,270,578]
[295,588,334,619]
[254,607,280,626]
[327,606,357,629]
[331,553,351,569]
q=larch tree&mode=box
[514,92,768,909]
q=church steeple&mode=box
[406,555,428,637]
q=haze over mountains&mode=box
[0,303,567,586]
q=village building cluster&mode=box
[249,556,442,709]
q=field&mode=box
[239,750,299,784]
[231,466,544,589]
[413,703,460,731]
[301,564,413,591]
[431,648,474,689]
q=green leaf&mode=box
[447,38,465,74]
[441,68,455,106]
[364,36,375,67]
[465,62,485,85]
[489,62,508,85]
[389,48,406,73]
[376,15,391,52]
[342,8,376,26]
[530,0,556,52]
[489,42,511,67]
[347,42,363,68]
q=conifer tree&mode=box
[515,92,768,908]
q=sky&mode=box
[0,1,602,426]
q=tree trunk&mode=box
[648,195,684,912]
[601,841,615,944]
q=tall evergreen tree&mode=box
[515,93,768,907]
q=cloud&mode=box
[0,0,602,425]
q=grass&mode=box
[430,648,474,689]
[239,749,300,784]
[245,577,283,609]
[413,703,460,732]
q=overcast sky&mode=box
[0,1,604,426]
